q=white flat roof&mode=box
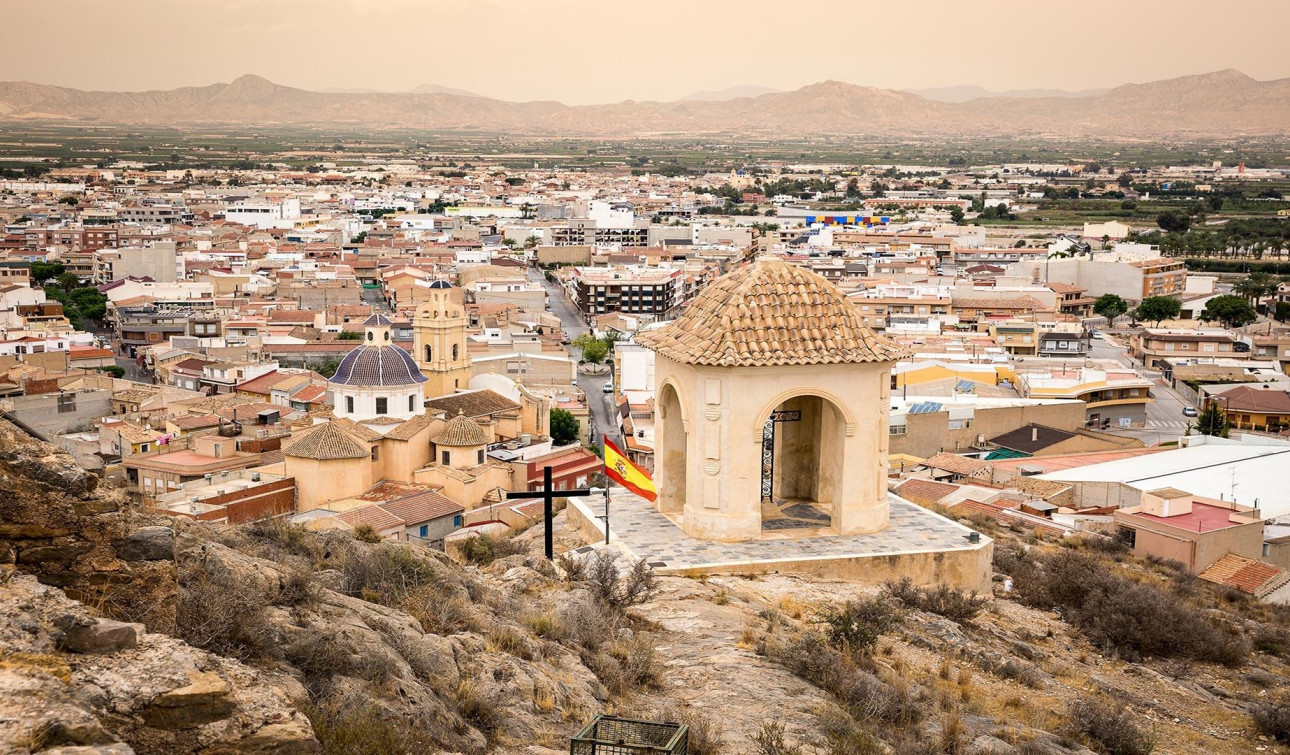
[1040,442,1290,517]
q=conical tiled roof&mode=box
[283,421,370,460]
[363,312,394,327]
[432,410,491,447]
[636,257,907,367]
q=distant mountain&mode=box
[0,70,1286,137]
[679,85,780,102]
[409,83,484,98]
[905,84,1109,103]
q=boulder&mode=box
[54,616,138,654]
[114,527,175,562]
[140,671,235,730]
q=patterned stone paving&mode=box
[598,490,984,570]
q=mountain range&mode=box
[903,85,1109,103]
[0,69,1285,137]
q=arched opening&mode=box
[760,394,846,533]
[657,382,687,514]
[452,344,459,361]
[424,345,432,362]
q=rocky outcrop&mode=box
[0,420,177,633]
[0,566,318,754]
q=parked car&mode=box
[1090,330,1103,339]
[602,382,614,394]
[1183,406,1198,417]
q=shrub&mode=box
[338,541,440,605]
[455,678,501,740]
[301,700,439,755]
[883,577,987,625]
[401,585,478,635]
[485,624,533,659]
[585,551,656,610]
[1066,698,1156,755]
[459,533,529,566]
[765,633,921,729]
[176,567,274,660]
[666,707,726,755]
[999,548,1248,665]
[246,516,311,557]
[352,523,383,543]
[1252,698,1290,743]
[285,629,396,695]
[749,720,804,755]
[814,706,881,755]
[815,597,899,658]
[274,567,318,607]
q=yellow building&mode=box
[413,281,472,397]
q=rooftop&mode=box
[636,256,905,368]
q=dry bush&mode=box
[1066,698,1156,755]
[455,677,502,740]
[401,585,479,635]
[556,551,587,582]
[286,629,397,696]
[765,632,922,729]
[814,706,882,755]
[652,706,725,755]
[749,720,804,755]
[274,567,319,607]
[352,523,383,543]
[301,700,439,755]
[584,550,656,610]
[336,540,442,606]
[246,516,312,557]
[989,658,1044,688]
[176,567,275,661]
[459,533,529,565]
[485,623,533,660]
[996,546,1248,665]
[814,596,900,658]
[883,577,987,625]
[1253,697,1290,743]
[523,611,569,641]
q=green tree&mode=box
[1196,401,1229,438]
[1134,296,1181,326]
[549,408,580,445]
[1093,293,1128,322]
[55,272,80,292]
[1234,272,1277,306]
[1199,294,1257,329]
[1276,302,1290,323]
[572,332,609,365]
[1156,211,1191,233]
[29,261,65,284]
[949,207,965,224]
[336,330,365,340]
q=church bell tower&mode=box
[413,281,472,397]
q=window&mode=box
[948,419,972,430]
[424,345,432,362]
[346,396,354,414]
[453,515,463,528]
[441,450,450,465]
[57,394,76,414]
[409,395,416,412]
[375,397,388,415]
[452,344,459,360]
[477,449,485,465]
[419,525,428,538]
[139,443,150,453]
[371,446,379,462]
[889,425,907,435]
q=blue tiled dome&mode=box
[329,344,427,387]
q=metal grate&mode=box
[570,715,689,755]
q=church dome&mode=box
[330,343,427,387]
[636,256,906,368]
[432,410,490,447]
[427,279,453,289]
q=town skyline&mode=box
[4,0,1290,104]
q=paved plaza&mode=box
[589,489,987,572]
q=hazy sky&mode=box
[4,0,1289,104]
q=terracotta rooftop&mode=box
[432,411,491,447]
[636,256,905,368]
[1212,384,1290,414]
[1198,553,1289,597]
[426,389,520,418]
[283,422,369,460]
[920,452,992,477]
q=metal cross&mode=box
[506,465,592,560]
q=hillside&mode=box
[0,70,1287,137]
[3,419,1290,753]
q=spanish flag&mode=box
[604,438,657,502]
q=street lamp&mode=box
[588,486,610,544]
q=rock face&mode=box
[0,567,319,754]
[0,420,177,633]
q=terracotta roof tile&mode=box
[426,389,520,418]
[283,422,369,460]
[636,257,906,368]
[1198,553,1289,597]
[432,411,491,447]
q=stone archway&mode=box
[656,381,688,514]
[759,393,848,533]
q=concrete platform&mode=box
[567,490,994,593]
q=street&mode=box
[1094,334,1195,445]
[528,268,622,447]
